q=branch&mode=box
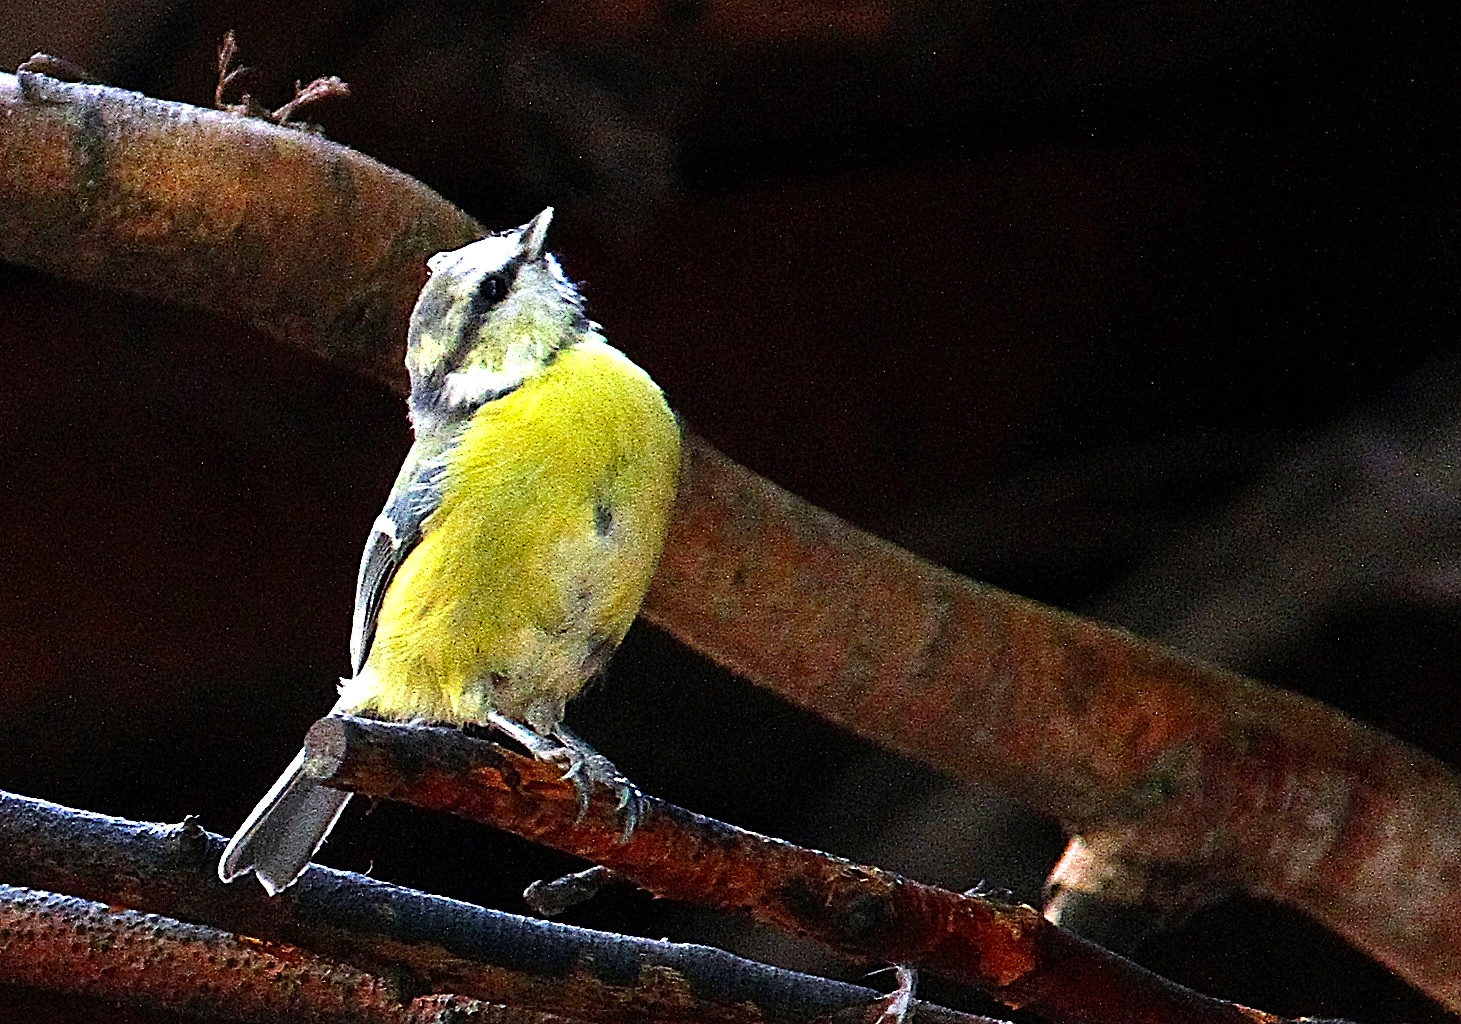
[304,715,1303,1024]
[1,70,1458,1009]
[1095,351,1461,664]
[0,883,542,1024]
[0,789,991,1024]
[658,430,1461,1008]
[0,70,480,390]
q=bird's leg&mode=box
[485,712,589,817]
[485,713,643,840]
[486,712,560,756]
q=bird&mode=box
[218,208,681,895]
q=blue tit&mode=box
[220,208,681,894]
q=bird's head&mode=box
[405,207,588,427]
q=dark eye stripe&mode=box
[462,273,510,337]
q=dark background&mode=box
[1,1,1460,1021]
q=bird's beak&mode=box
[520,207,554,261]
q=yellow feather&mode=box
[341,339,680,731]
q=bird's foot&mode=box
[485,713,643,841]
[550,724,644,842]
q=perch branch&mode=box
[0,883,544,1024]
[305,715,1296,1024]
[0,790,990,1024]
[1,70,1458,1008]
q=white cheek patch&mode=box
[440,363,530,408]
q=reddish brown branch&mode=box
[0,883,560,1024]
[306,716,1295,1024]
[0,790,979,1024]
[658,437,1461,1006]
[0,70,478,391]
[1,70,1457,1009]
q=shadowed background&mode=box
[0,1,1458,1021]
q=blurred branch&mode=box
[0,790,978,1024]
[0,883,533,1024]
[0,70,1458,1010]
[1097,351,1461,667]
[305,715,1297,1024]
[0,69,481,389]
[1056,352,1461,950]
[509,0,1312,220]
[660,435,1461,1008]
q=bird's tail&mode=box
[218,745,351,895]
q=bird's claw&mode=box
[548,745,643,841]
[485,714,644,843]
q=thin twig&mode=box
[0,70,1457,1009]
[215,29,351,127]
[0,790,989,1024]
[215,30,253,111]
[304,715,1298,1024]
[271,75,351,125]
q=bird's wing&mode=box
[349,431,455,675]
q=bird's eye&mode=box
[463,273,511,333]
[480,274,508,304]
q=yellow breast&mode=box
[345,339,680,731]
